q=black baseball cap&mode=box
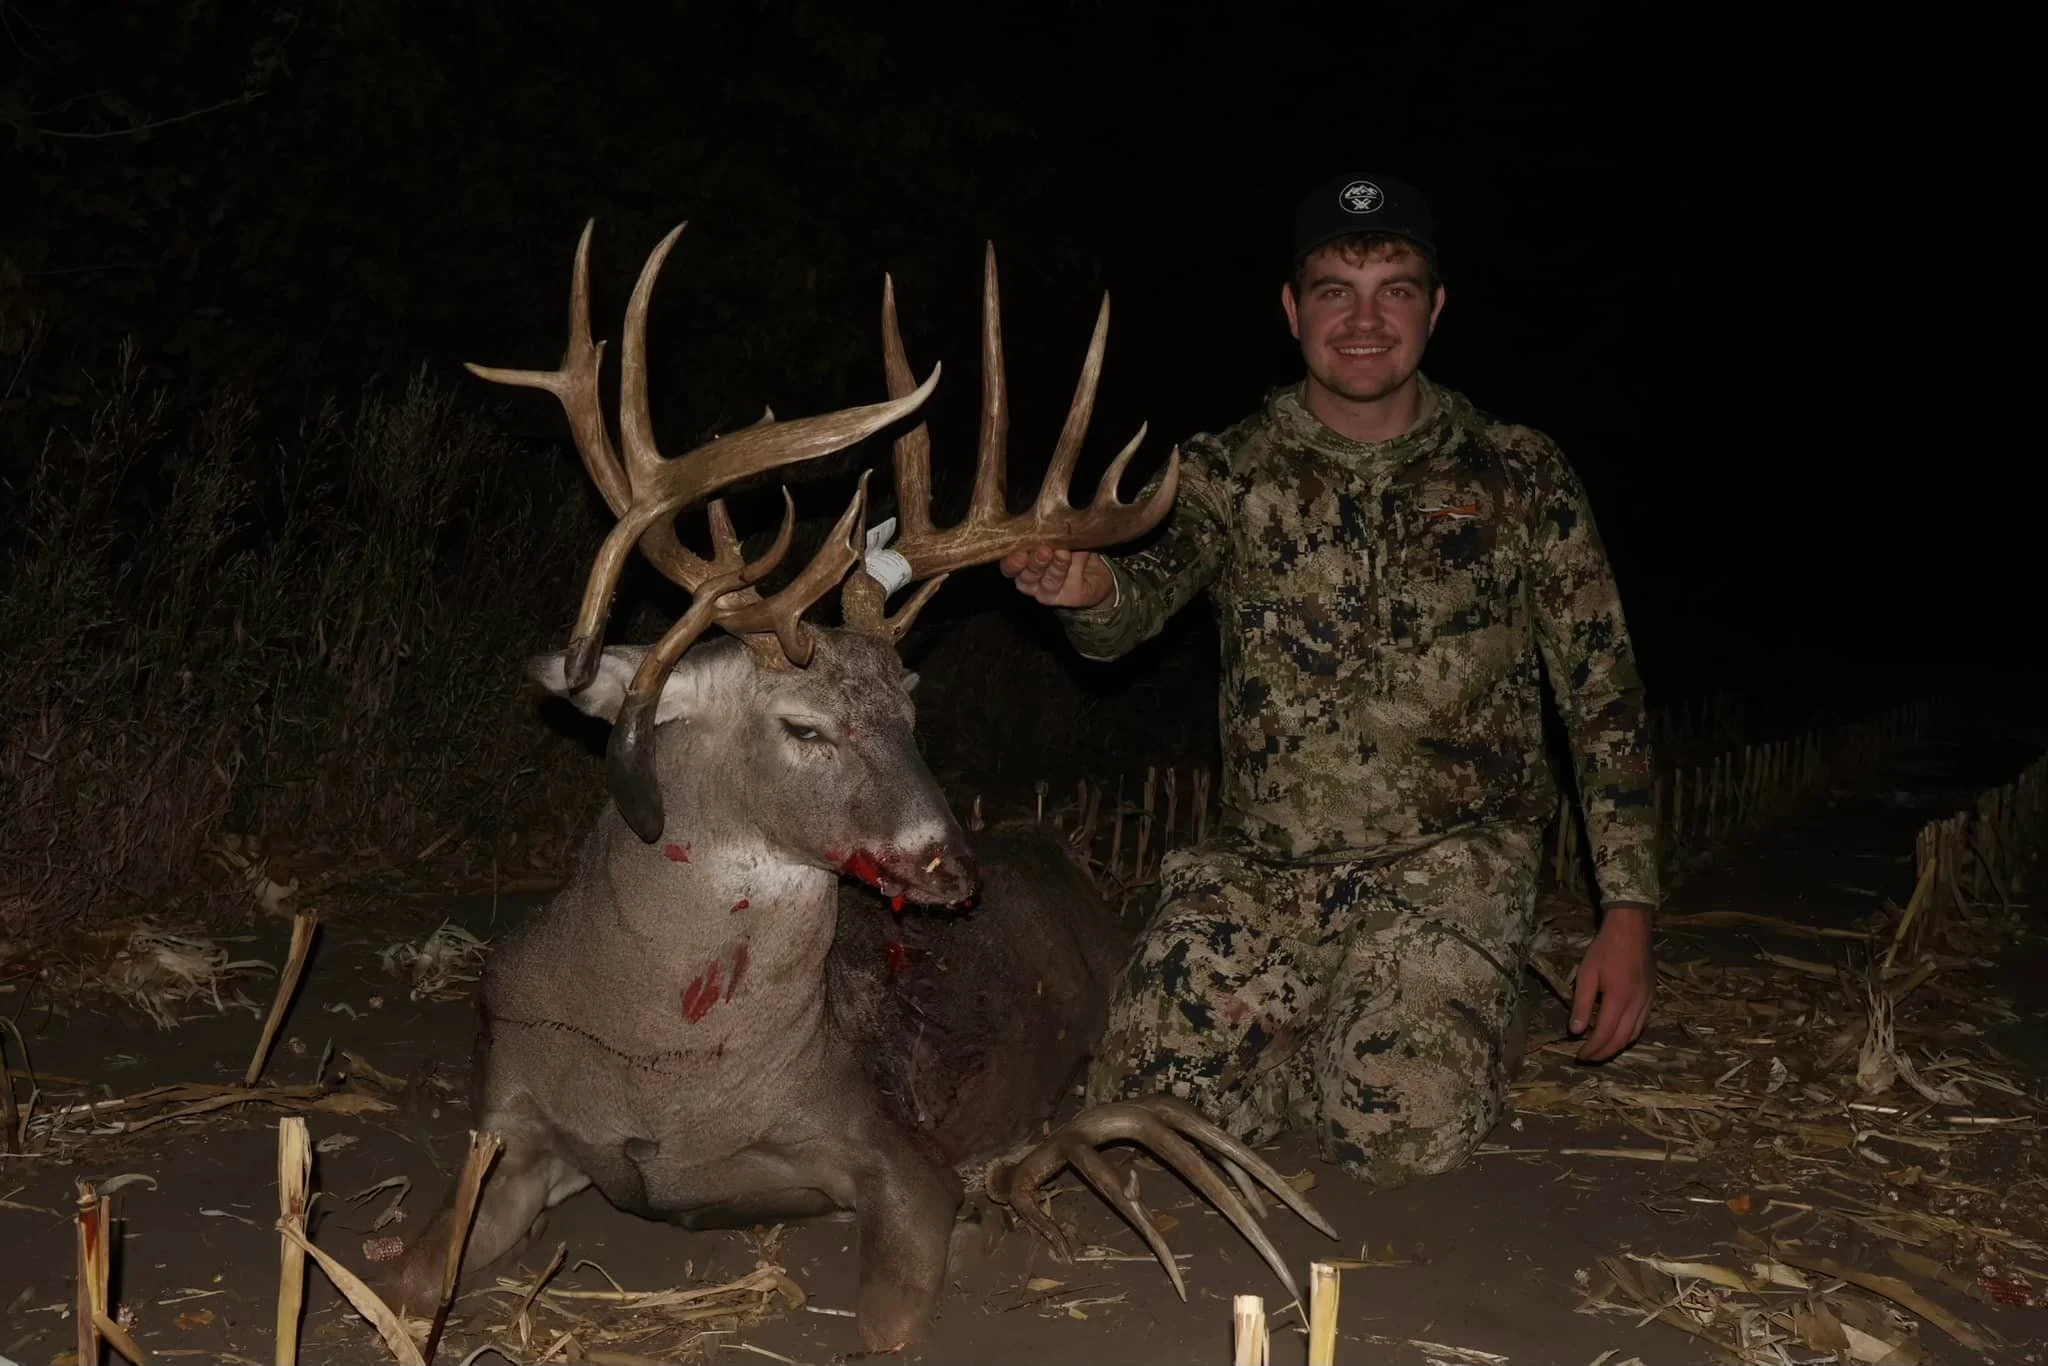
[1292,173,1436,265]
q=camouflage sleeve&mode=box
[1057,437,1232,661]
[1526,445,1660,911]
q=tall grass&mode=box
[0,351,1233,954]
[0,351,602,945]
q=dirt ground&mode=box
[4,734,2045,1365]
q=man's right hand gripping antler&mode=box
[999,545,1116,609]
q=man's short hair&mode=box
[1291,232,1443,299]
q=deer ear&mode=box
[528,648,698,726]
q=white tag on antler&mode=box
[863,517,913,597]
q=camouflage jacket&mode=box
[1062,376,1658,909]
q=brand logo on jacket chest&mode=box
[1413,484,1492,525]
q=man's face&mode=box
[1282,243,1446,406]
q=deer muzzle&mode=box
[842,838,978,908]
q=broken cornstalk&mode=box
[421,1129,506,1361]
[276,1117,312,1364]
[1307,1261,1340,1366]
[74,1179,149,1364]
[1232,1293,1269,1366]
[246,908,321,1087]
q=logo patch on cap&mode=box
[1338,180,1384,214]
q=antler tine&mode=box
[1038,291,1108,517]
[842,568,949,643]
[466,220,633,518]
[880,275,934,542]
[848,273,951,642]
[969,242,1010,524]
[1096,426,1179,523]
[988,1095,1336,1308]
[549,481,782,698]
[559,506,662,692]
[699,495,779,591]
[882,576,947,641]
[617,224,684,487]
[612,226,790,591]
[720,475,872,667]
[717,490,798,593]
[612,224,940,547]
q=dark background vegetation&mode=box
[2,1,2037,938]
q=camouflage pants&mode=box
[1085,822,1541,1186]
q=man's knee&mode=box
[1085,869,1301,1122]
[1085,919,1248,1103]
[1084,1037,1297,1149]
[1318,1052,1503,1187]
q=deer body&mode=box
[393,634,1124,1346]
[388,224,1327,1352]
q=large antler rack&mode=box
[469,221,938,840]
[840,244,1180,641]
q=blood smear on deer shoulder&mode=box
[681,961,722,1023]
[727,941,750,998]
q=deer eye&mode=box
[781,720,824,743]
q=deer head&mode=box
[474,225,1177,907]
[466,221,937,842]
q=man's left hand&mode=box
[1571,903,1654,1061]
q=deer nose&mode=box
[918,839,978,907]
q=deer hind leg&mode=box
[383,1117,589,1316]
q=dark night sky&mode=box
[911,3,2044,710]
[11,1,2040,715]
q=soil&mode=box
[3,733,2044,1366]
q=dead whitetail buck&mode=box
[387,223,1335,1350]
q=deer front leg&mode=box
[622,1110,962,1351]
[847,1138,963,1353]
[383,1116,589,1316]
